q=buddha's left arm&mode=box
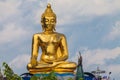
[58,35,68,61]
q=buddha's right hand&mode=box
[31,58,37,67]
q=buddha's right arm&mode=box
[30,34,39,66]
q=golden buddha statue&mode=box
[27,3,77,74]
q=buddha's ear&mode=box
[41,17,46,31]
[55,18,57,23]
[40,21,44,31]
[41,17,45,24]
[41,25,45,31]
[52,18,56,31]
[53,25,56,31]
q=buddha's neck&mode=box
[44,30,54,34]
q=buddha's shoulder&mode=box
[33,33,42,37]
[54,32,66,37]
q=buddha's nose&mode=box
[48,21,51,24]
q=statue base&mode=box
[21,72,76,80]
[21,72,96,80]
[35,72,75,80]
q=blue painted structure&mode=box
[21,72,96,80]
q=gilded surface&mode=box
[27,4,77,74]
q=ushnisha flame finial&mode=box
[41,3,56,18]
[47,3,51,8]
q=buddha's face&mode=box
[42,16,56,31]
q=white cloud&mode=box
[84,47,120,66]
[107,64,120,79]
[0,0,21,21]
[2,0,120,26]
[108,64,120,74]
[70,47,120,79]
[9,54,30,69]
[46,0,120,25]
[103,21,120,41]
[0,0,120,79]
[0,23,28,44]
[1,0,120,26]
[70,47,120,67]
[34,1,47,24]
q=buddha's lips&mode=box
[45,24,54,28]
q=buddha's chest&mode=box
[39,34,61,45]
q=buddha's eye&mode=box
[45,19,49,22]
[51,19,55,23]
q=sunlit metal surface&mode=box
[27,4,77,74]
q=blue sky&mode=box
[0,0,120,79]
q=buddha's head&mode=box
[41,4,56,31]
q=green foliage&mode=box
[30,71,75,80]
[2,62,22,80]
[30,71,57,80]
[40,71,57,80]
[67,77,74,80]
[79,78,84,80]
[1,62,75,80]
[30,75,38,80]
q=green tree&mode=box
[40,71,57,80]
[79,78,84,80]
[2,62,22,80]
[30,71,58,80]
[30,75,39,80]
[67,77,73,80]
[30,71,75,80]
